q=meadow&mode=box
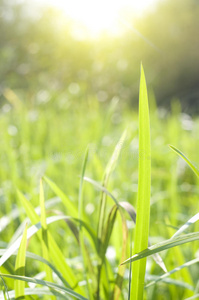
[0,67,199,300]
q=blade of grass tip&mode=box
[130,64,151,300]
[169,145,199,178]
[121,231,199,265]
[40,179,55,300]
[16,190,83,294]
[78,148,95,300]
[14,223,27,299]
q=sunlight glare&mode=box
[37,0,160,37]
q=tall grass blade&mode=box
[169,145,199,177]
[14,223,27,299]
[78,148,95,300]
[130,64,151,300]
[40,179,54,300]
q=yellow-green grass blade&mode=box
[0,274,88,300]
[40,179,53,282]
[169,145,199,178]
[1,287,70,299]
[145,257,199,289]
[14,223,27,299]
[130,64,151,300]
[40,179,55,300]
[43,176,78,217]
[78,148,95,300]
[121,231,199,265]
[98,129,127,242]
[16,190,83,294]
[83,177,128,299]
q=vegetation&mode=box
[0,64,199,299]
[0,0,199,299]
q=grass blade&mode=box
[43,176,78,217]
[130,64,151,299]
[40,179,55,300]
[169,145,199,177]
[14,224,27,299]
[0,274,88,300]
[121,231,199,265]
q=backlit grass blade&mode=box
[14,224,27,299]
[130,64,151,300]
[0,274,88,300]
[121,231,199,265]
[98,129,127,241]
[169,145,199,177]
[78,148,94,300]
[40,179,54,300]
[172,212,199,239]
[145,257,199,289]
[43,176,78,217]
[0,287,70,299]
[16,190,82,293]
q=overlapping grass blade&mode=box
[40,178,54,300]
[0,287,69,299]
[172,212,199,239]
[130,64,151,300]
[0,274,88,300]
[169,145,199,177]
[121,231,199,265]
[145,257,199,289]
[78,148,95,299]
[14,223,27,299]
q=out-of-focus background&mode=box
[1,0,199,113]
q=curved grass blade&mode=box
[0,287,69,300]
[121,231,199,265]
[145,257,199,289]
[14,224,27,299]
[40,179,54,300]
[0,274,88,300]
[78,148,95,300]
[16,190,83,293]
[169,145,199,178]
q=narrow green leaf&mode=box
[0,287,70,299]
[43,176,78,217]
[78,148,95,300]
[169,145,199,177]
[145,257,199,289]
[130,64,151,300]
[14,224,27,299]
[0,274,88,300]
[16,190,83,294]
[121,231,199,265]
[40,179,54,300]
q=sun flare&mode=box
[35,0,160,37]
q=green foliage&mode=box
[0,64,199,300]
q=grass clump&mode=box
[0,65,199,299]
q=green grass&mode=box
[0,66,199,299]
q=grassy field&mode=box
[0,70,199,299]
